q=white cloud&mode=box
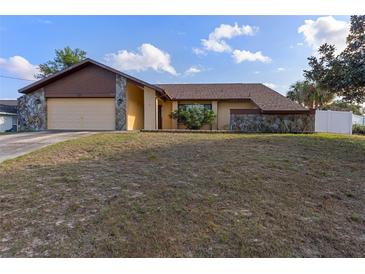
[200,23,258,53]
[253,71,260,74]
[184,66,202,76]
[277,67,285,72]
[263,82,277,89]
[232,50,271,63]
[298,16,350,53]
[201,38,231,53]
[296,42,304,46]
[192,47,207,56]
[0,56,39,80]
[104,43,177,76]
[209,23,257,40]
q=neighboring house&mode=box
[18,58,313,132]
[353,114,365,126]
[0,100,18,132]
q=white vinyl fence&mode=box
[315,110,353,135]
[353,114,365,126]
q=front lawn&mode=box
[0,132,364,257]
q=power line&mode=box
[0,75,35,81]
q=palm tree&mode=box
[287,81,334,109]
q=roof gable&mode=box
[19,58,168,98]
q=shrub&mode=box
[352,124,365,135]
[170,107,216,130]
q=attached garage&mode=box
[18,59,168,132]
[47,98,115,130]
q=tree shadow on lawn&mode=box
[0,133,364,257]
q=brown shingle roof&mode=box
[0,100,17,106]
[157,83,308,112]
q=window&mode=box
[178,103,212,111]
[177,103,212,124]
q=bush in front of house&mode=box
[170,108,216,130]
[353,124,365,135]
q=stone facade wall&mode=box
[115,75,127,130]
[230,113,314,133]
[17,89,47,131]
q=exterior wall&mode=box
[44,64,116,98]
[161,100,172,129]
[230,113,314,133]
[0,114,17,132]
[211,101,218,130]
[171,101,178,129]
[18,89,47,131]
[155,97,159,130]
[126,82,144,130]
[19,74,127,131]
[218,100,258,130]
[166,100,256,130]
[144,86,157,130]
[115,75,127,130]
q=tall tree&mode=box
[35,46,87,79]
[339,15,365,103]
[304,15,365,103]
[287,81,311,107]
[287,80,334,109]
[304,43,340,93]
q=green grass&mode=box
[0,132,364,257]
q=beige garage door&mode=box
[47,98,115,130]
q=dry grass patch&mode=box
[0,132,364,257]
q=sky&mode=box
[0,15,351,99]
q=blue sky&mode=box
[0,16,351,99]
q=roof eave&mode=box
[261,109,312,114]
[0,112,17,116]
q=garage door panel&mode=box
[47,98,115,130]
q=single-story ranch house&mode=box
[18,58,314,132]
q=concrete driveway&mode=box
[0,131,94,163]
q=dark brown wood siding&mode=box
[44,64,116,98]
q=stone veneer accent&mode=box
[230,113,314,133]
[17,89,47,131]
[115,75,127,130]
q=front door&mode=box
[158,105,162,129]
